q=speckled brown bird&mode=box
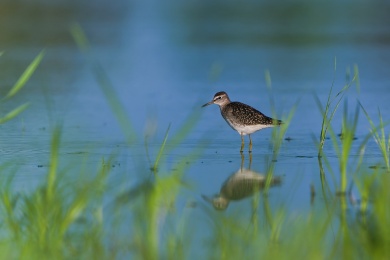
[202,91,283,152]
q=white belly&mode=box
[225,118,274,135]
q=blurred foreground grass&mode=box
[0,117,389,259]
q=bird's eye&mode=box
[216,96,222,100]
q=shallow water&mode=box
[1,0,390,247]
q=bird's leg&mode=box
[240,152,245,170]
[249,134,253,153]
[240,134,244,153]
[249,152,253,169]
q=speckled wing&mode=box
[222,102,281,126]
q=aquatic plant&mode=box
[315,59,359,158]
[361,105,390,171]
[0,51,44,124]
[327,102,360,194]
[0,128,111,259]
[263,70,296,193]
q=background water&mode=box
[1,0,390,236]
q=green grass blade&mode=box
[0,103,30,124]
[46,127,61,201]
[360,103,390,170]
[70,23,89,52]
[4,51,44,100]
[152,123,171,173]
[353,64,360,94]
[315,57,336,157]
[264,100,297,193]
[167,106,202,152]
[93,64,137,143]
[70,24,137,143]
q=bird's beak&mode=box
[201,100,213,107]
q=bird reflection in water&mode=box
[203,153,282,210]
